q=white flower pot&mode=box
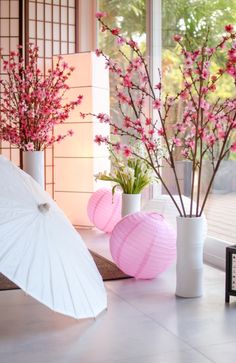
[176,216,206,298]
[23,151,45,189]
[122,193,141,217]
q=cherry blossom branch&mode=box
[93,14,236,217]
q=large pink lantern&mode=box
[110,212,176,279]
[87,188,122,233]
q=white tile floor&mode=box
[0,228,236,363]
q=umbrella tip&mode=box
[38,203,50,214]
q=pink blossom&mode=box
[200,99,210,110]
[218,130,226,139]
[132,57,142,68]
[116,36,125,45]
[157,128,164,136]
[209,83,216,92]
[153,99,161,110]
[228,48,236,63]
[205,47,215,56]
[154,82,161,90]
[139,73,148,85]
[185,139,195,149]
[95,12,107,19]
[95,135,106,145]
[67,129,74,136]
[145,118,152,126]
[184,57,194,69]
[101,25,107,33]
[97,113,110,123]
[208,113,216,122]
[147,141,155,151]
[201,86,208,94]
[95,49,102,57]
[136,97,144,107]
[25,142,34,151]
[128,39,138,49]
[123,146,132,157]
[167,97,175,106]
[114,142,121,152]
[227,64,236,77]
[173,34,182,42]
[172,137,181,146]
[203,134,216,146]
[123,74,132,87]
[56,135,64,143]
[225,24,234,33]
[111,28,120,35]
[118,92,129,104]
[175,123,185,132]
[181,149,189,158]
[180,90,188,100]
[231,142,236,152]
[123,116,132,128]
[201,69,209,80]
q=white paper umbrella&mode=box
[0,156,107,319]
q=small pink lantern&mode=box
[110,212,176,279]
[87,188,122,233]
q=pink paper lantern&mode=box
[87,188,121,233]
[110,212,176,279]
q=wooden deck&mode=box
[204,192,236,244]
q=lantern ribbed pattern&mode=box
[110,212,176,279]
[87,188,121,233]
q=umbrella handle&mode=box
[38,203,50,214]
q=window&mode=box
[98,0,147,124]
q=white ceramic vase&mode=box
[122,193,141,217]
[23,151,45,189]
[175,215,206,298]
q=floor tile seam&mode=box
[104,285,151,317]
[99,288,215,363]
[102,348,212,363]
[195,337,236,349]
[104,288,198,353]
[104,284,219,362]
[136,311,216,363]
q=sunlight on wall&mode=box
[54,52,110,226]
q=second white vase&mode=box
[23,151,45,189]
[122,193,141,217]
[175,215,206,298]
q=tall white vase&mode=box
[122,193,141,217]
[176,216,206,298]
[23,151,45,189]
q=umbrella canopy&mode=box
[0,155,107,319]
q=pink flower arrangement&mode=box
[82,15,236,218]
[0,44,82,151]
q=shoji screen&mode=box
[27,0,76,196]
[0,0,21,166]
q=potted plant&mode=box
[82,14,236,298]
[0,44,83,187]
[95,148,153,217]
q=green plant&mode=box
[95,150,153,194]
